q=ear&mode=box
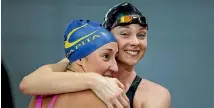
[75,59,86,66]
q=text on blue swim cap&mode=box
[65,32,101,58]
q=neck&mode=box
[113,61,136,91]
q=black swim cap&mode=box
[103,2,148,30]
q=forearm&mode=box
[20,65,95,95]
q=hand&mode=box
[89,73,130,108]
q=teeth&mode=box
[126,51,138,56]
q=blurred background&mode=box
[1,0,214,108]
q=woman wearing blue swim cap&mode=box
[20,2,171,108]
[28,19,127,108]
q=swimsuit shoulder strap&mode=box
[126,75,142,108]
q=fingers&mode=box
[116,79,129,103]
[106,101,114,108]
[111,88,130,108]
[95,77,129,108]
[116,79,124,90]
[118,94,130,108]
[122,91,129,105]
[111,98,123,108]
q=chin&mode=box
[126,62,137,66]
[127,60,138,65]
[118,57,139,66]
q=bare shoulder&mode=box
[28,96,36,108]
[28,91,106,108]
[54,90,107,108]
[140,79,170,96]
[136,79,171,108]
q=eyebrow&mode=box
[140,28,144,30]
[119,26,147,31]
[102,48,113,52]
[139,26,147,30]
[118,26,129,29]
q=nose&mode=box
[129,35,139,46]
[109,59,118,72]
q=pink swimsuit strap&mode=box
[35,95,57,108]
[48,95,57,108]
[35,95,43,108]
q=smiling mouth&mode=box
[124,50,139,56]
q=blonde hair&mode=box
[66,57,88,72]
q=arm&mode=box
[19,58,95,95]
[158,89,171,108]
[20,58,130,108]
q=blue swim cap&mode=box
[64,19,117,63]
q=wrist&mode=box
[85,72,101,90]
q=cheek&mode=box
[84,55,99,72]
[116,38,129,49]
[139,39,147,49]
[97,62,110,75]
[142,40,147,49]
[91,58,109,75]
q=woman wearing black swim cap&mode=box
[20,2,171,108]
